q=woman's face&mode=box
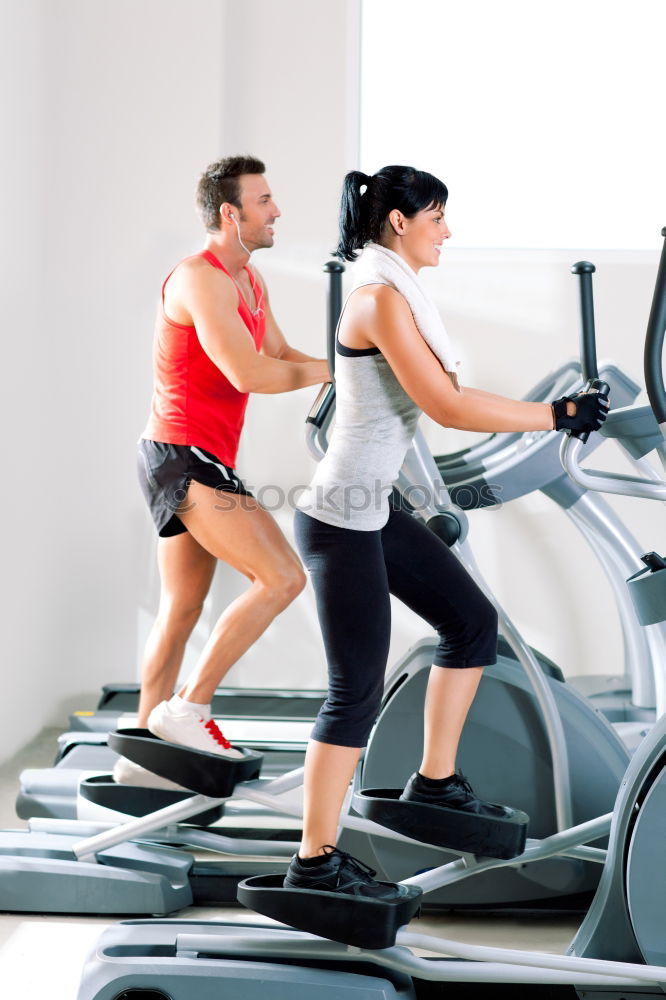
[394,204,451,270]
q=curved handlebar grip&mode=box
[644,228,666,425]
[306,381,336,429]
[569,378,610,444]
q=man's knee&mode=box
[261,561,306,609]
[158,599,205,637]
[278,561,307,605]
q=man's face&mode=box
[236,174,281,250]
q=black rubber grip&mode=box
[571,378,610,444]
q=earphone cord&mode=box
[232,215,252,258]
[230,213,263,317]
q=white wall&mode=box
[199,0,366,688]
[0,0,49,760]
[0,0,225,760]
[2,0,663,760]
[202,0,665,693]
[361,0,666,251]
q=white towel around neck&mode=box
[351,242,461,374]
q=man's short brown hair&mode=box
[196,155,266,231]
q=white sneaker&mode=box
[112,755,188,791]
[148,700,245,759]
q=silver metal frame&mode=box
[560,435,666,502]
[560,435,666,718]
[168,923,666,989]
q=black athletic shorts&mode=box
[138,440,253,537]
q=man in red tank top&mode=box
[117,156,330,781]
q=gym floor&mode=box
[0,729,581,999]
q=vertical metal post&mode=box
[324,260,345,376]
[571,261,599,382]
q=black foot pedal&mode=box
[237,873,422,949]
[354,788,529,860]
[79,774,225,825]
[108,728,263,797]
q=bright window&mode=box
[360,0,666,249]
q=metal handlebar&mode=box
[305,382,336,461]
[323,259,345,376]
[644,228,666,429]
[571,260,599,382]
[559,435,666,501]
[304,261,345,460]
[562,227,666,490]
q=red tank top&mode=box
[143,250,266,468]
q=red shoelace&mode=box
[204,718,233,749]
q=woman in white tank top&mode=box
[285,165,609,901]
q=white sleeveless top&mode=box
[297,339,421,531]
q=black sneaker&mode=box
[400,770,515,819]
[284,846,409,899]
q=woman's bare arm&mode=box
[345,286,553,433]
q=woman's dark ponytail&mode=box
[334,165,448,262]
[335,170,372,262]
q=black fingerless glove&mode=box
[551,391,609,434]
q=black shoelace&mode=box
[321,845,378,885]
[451,771,475,797]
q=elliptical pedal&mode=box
[108,728,263,796]
[353,787,529,860]
[79,773,226,825]
[237,873,422,949]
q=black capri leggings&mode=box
[294,505,498,748]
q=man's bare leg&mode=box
[133,481,305,757]
[136,532,216,727]
[172,480,305,704]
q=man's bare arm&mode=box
[275,342,322,363]
[182,265,329,394]
[256,270,327,365]
[259,311,322,363]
